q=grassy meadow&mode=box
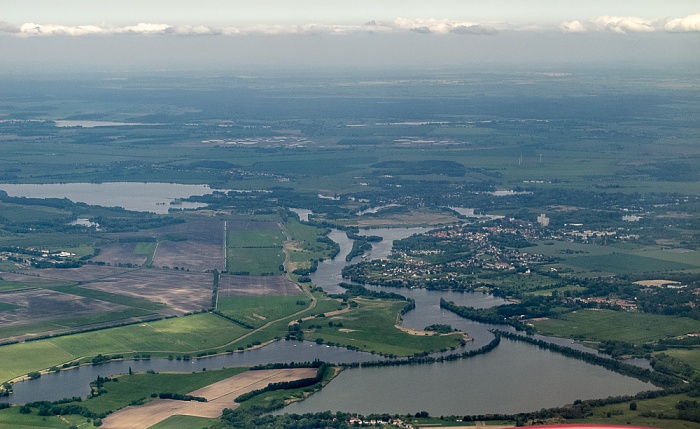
[217,296,309,328]
[532,309,700,343]
[79,367,247,415]
[0,314,248,383]
[299,298,464,357]
[227,248,285,275]
[148,415,219,429]
[226,222,286,275]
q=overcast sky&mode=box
[1,1,698,72]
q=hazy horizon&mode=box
[1,1,698,73]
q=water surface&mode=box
[0,182,215,214]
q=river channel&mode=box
[2,226,655,415]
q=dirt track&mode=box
[101,368,317,429]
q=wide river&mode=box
[1,224,655,415]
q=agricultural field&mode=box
[9,265,134,283]
[150,218,225,271]
[0,279,33,292]
[80,367,249,416]
[147,415,218,429]
[228,247,285,276]
[556,253,696,276]
[93,218,226,272]
[93,243,149,266]
[80,269,215,314]
[216,296,309,328]
[226,221,285,275]
[218,275,304,297]
[4,266,214,339]
[0,313,248,383]
[531,309,700,344]
[0,288,149,341]
[101,368,317,428]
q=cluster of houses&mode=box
[368,224,555,285]
[574,296,638,311]
[0,246,76,268]
[348,416,412,428]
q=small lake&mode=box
[0,182,217,214]
[289,208,313,222]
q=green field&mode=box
[228,227,284,248]
[217,296,309,328]
[561,253,695,275]
[228,247,285,275]
[0,407,84,429]
[532,309,700,343]
[134,242,156,265]
[0,202,71,223]
[225,221,287,275]
[225,293,345,349]
[0,313,248,383]
[534,241,700,276]
[284,219,337,263]
[573,391,700,429]
[0,302,21,312]
[79,367,247,415]
[148,415,219,429]
[0,281,25,293]
[660,348,700,373]
[299,298,464,356]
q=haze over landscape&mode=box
[0,1,699,429]
[1,0,699,70]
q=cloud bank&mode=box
[1,14,699,37]
[560,13,700,34]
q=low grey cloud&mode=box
[409,26,432,34]
[450,24,498,35]
[0,21,20,33]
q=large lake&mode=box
[0,182,216,214]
